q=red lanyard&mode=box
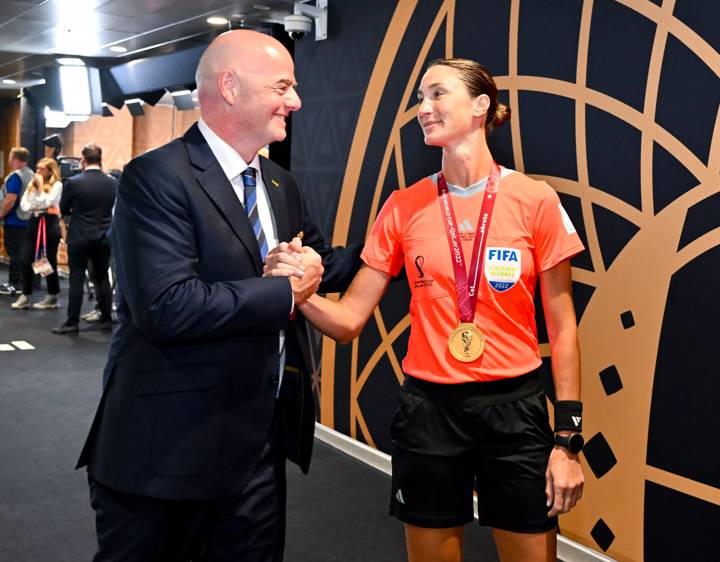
[34,216,47,260]
[437,162,500,322]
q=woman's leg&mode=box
[20,219,38,296]
[44,217,61,295]
[405,524,464,562]
[492,528,556,562]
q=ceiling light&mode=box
[2,79,17,84]
[109,45,127,53]
[207,16,228,25]
[56,57,85,66]
[253,4,270,10]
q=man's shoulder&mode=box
[4,171,22,193]
[131,137,186,167]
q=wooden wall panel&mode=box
[61,106,134,172]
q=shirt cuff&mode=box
[289,286,296,320]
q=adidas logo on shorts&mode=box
[395,489,405,505]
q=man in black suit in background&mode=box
[53,144,117,335]
[76,30,361,561]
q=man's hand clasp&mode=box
[263,236,324,304]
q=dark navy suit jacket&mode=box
[77,124,361,500]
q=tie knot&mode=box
[241,167,256,186]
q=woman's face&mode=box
[416,65,487,147]
[36,164,50,181]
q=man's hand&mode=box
[263,237,324,305]
[263,236,304,278]
[545,442,584,517]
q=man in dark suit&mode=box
[76,30,361,561]
[53,144,117,335]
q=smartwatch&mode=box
[554,433,584,454]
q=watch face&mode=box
[567,433,584,453]
[556,433,584,453]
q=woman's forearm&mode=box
[299,264,391,344]
[299,294,363,344]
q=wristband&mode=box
[554,400,583,432]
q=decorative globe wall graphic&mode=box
[293,1,719,560]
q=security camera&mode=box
[284,14,312,40]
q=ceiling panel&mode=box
[0,0,46,26]
[0,0,309,87]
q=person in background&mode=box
[267,58,585,562]
[0,147,32,296]
[53,144,117,334]
[11,157,62,310]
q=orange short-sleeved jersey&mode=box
[361,169,585,383]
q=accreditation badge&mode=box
[448,323,485,362]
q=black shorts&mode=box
[389,371,556,533]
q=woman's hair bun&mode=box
[492,103,511,128]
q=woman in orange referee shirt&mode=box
[266,58,585,562]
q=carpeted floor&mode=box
[0,265,499,561]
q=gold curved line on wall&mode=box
[395,138,407,190]
[319,294,340,426]
[350,1,456,446]
[571,267,597,287]
[709,108,720,173]
[494,75,714,189]
[646,461,720,506]
[640,0,676,217]
[672,227,720,274]
[616,0,720,76]
[320,1,418,427]
[365,2,453,239]
[357,313,412,391]
[532,175,645,228]
[572,1,607,276]
[560,193,719,561]
[507,0,524,173]
[370,308,407,386]
[321,1,720,559]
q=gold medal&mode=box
[448,323,485,362]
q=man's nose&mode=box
[286,87,302,111]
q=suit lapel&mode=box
[261,158,291,244]
[183,124,263,272]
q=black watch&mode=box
[554,433,584,454]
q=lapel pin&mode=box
[271,179,280,188]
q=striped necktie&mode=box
[241,167,268,261]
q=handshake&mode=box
[263,236,324,306]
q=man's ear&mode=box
[473,94,490,118]
[218,69,238,106]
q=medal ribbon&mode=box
[437,162,500,323]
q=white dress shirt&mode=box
[20,180,62,215]
[197,118,288,393]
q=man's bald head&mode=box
[193,29,301,162]
[195,30,290,104]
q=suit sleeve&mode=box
[59,178,74,217]
[112,158,292,344]
[292,179,363,293]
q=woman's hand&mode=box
[545,442,584,516]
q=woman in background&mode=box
[11,157,62,310]
[267,58,585,562]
